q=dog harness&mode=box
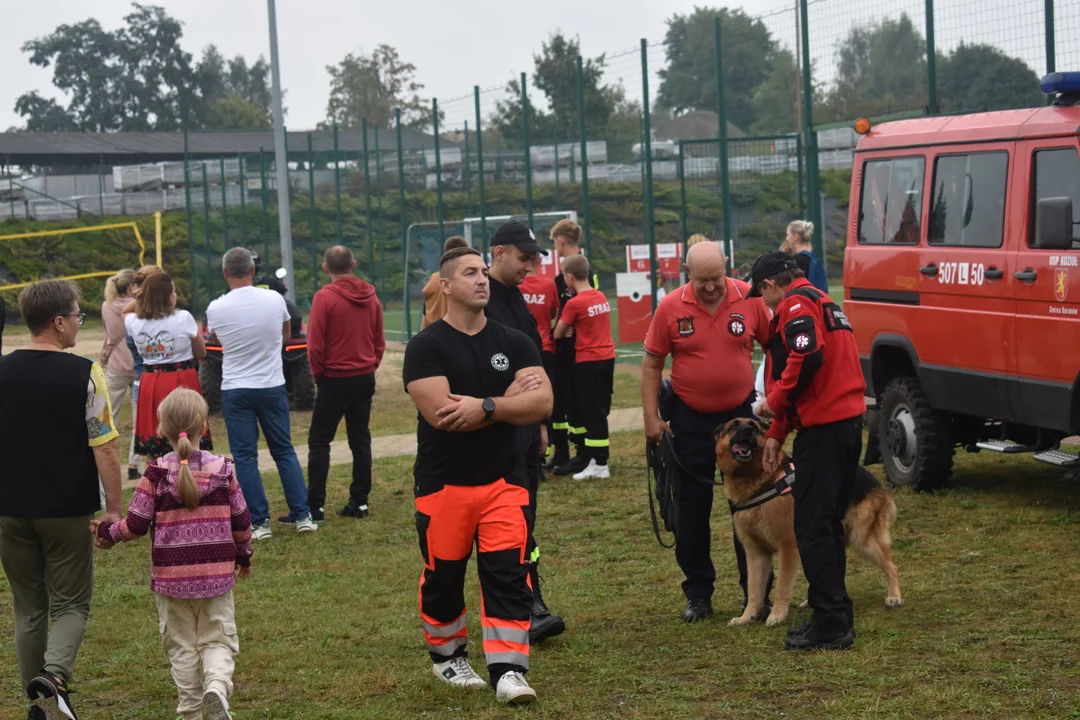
[731,460,796,513]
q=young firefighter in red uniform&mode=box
[553,254,615,480]
[749,251,866,651]
[519,267,559,456]
[403,246,553,704]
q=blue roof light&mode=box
[1041,72,1080,94]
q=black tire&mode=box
[289,354,317,411]
[878,376,953,492]
[199,355,223,414]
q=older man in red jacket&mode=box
[303,245,385,522]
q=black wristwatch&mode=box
[482,397,496,421]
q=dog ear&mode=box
[752,415,773,430]
[713,419,734,443]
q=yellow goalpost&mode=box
[0,211,164,292]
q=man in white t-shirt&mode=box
[206,248,316,539]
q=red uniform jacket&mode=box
[307,276,385,380]
[764,278,865,442]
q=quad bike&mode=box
[199,264,317,413]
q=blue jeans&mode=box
[221,385,309,525]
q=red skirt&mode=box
[134,362,213,458]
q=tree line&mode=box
[12,3,1044,138]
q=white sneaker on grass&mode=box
[295,515,318,533]
[432,657,488,689]
[251,521,272,541]
[572,458,610,480]
[495,671,536,704]
[202,688,232,720]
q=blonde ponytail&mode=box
[787,220,815,247]
[157,388,210,512]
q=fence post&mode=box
[362,117,376,283]
[202,164,212,302]
[799,0,824,262]
[474,87,488,256]
[433,99,445,242]
[183,129,196,311]
[239,157,247,249]
[219,158,229,250]
[715,17,733,264]
[796,134,805,218]
[553,119,561,211]
[259,148,270,261]
[521,72,534,228]
[678,141,688,242]
[576,55,591,259]
[925,0,938,114]
[97,162,105,216]
[375,127,383,245]
[1046,0,1056,105]
[464,120,473,217]
[569,136,576,184]
[307,133,318,298]
[641,39,658,311]
[396,108,411,339]
[333,122,343,245]
[7,164,14,219]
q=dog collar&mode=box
[732,460,795,513]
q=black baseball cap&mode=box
[490,220,549,256]
[747,251,799,297]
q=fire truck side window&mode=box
[857,157,925,245]
[1031,147,1080,249]
[928,152,1008,248]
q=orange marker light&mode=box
[854,117,872,135]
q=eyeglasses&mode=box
[57,313,86,326]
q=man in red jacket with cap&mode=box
[749,251,865,651]
[304,245,385,521]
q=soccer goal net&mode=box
[396,210,577,340]
[0,216,162,297]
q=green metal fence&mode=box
[173,0,1072,330]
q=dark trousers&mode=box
[670,394,772,606]
[516,426,543,563]
[792,416,862,634]
[541,351,557,456]
[554,346,581,454]
[575,359,614,464]
[307,374,375,511]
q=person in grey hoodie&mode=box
[303,246,384,521]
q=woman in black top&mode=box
[0,279,123,718]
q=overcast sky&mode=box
[2,0,1075,132]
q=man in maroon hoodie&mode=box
[306,245,385,520]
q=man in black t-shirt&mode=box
[548,219,599,475]
[403,246,552,705]
[484,221,566,645]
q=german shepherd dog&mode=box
[714,418,903,627]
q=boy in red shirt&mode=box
[553,254,615,480]
[519,268,559,460]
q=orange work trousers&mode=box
[415,479,532,675]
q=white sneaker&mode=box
[251,522,272,541]
[495,671,537,705]
[202,688,231,720]
[573,459,611,480]
[432,657,488,689]
[295,515,318,533]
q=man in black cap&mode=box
[748,251,866,650]
[484,220,567,644]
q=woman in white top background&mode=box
[124,272,211,457]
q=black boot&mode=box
[529,565,566,643]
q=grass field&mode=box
[1,433,1078,718]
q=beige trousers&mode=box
[105,371,141,469]
[156,591,239,720]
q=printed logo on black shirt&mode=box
[490,353,510,371]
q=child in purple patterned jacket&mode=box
[92,388,252,720]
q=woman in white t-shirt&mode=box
[124,272,211,457]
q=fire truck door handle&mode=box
[984,267,1004,281]
[919,264,938,277]
[1014,268,1037,283]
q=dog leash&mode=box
[646,434,725,548]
